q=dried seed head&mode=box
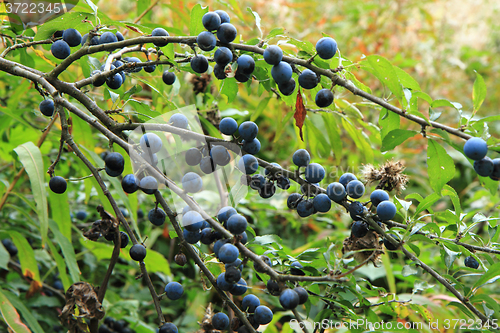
[361,160,409,194]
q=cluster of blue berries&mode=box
[98,317,135,333]
[463,137,500,181]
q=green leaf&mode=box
[413,192,440,216]
[4,290,45,333]
[441,184,461,218]
[447,301,474,319]
[47,240,72,290]
[220,77,238,103]
[322,114,342,165]
[35,12,95,41]
[431,99,462,111]
[472,71,486,112]
[364,55,403,101]
[0,289,32,333]
[441,244,460,269]
[84,0,99,16]
[48,220,81,283]
[266,28,284,40]
[3,230,40,282]
[189,4,208,36]
[246,8,262,38]
[402,264,418,277]
[472,262,500,292]
[427,139,455,193]
[381,129,417,152]
[48,186,72,242]
[379,108,400,140]
[393,66,421,91]
[14,142,48,246]
[0,242,8,270]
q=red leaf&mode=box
[126,25,144,34]
[294,88,307,141]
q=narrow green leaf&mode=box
[3,230,40,282]
[427,139,455,193]
[0,243,9,270]
[441,184,461,218]
[378,108,400,140]
[266,28,284,40]
[48,189,71,242]
[322,114,342,165]
[414,192,440,216]
[246,8,262,38]
[47,240,72,290]
[447,301,474,319]
[472,71,486,112]
[381,129,417,152]
[0,289,32,333]
[4,290,45,333]
[189,4,208,36]
[14,142,48,246]
[48,220,81,283]
[472,262,500,292]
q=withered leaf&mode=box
[294,88,306,141]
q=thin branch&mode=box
[0,38,53,58]
[292,308,310,333]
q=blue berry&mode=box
[148,208,166,226]
[237,231,247,244]
[464,256,479,269]
[293,149,310,167]
[276,176,291,190]
[164,281,184,300]
[217,272,235,291]
[349,201,365,220]
[239,121,259,141]
[279,289,299,310]
[210,145,231,166]
[383,233,400,250]
[49,176,67,194]
[129,244,147,261]
[62,28,81,47]
[474,157,494,177]
[259,181,276,199]
[159,323,178,333]
[217,206,237,223]
[263,45,283,65]
[190,55,209,73]
[237,54,255,75]
[169,113,188,129]
[51,40,71,59]
[90,70,105,87]
[182,211,204,231]
[294,287,308,304]
[326,182,346,202]
[227,214,247,234]
[197,31,217,51]
[39,100,55,116]
[242,138,261,155]
[234,69,251,82]
[351,221,368,238]
[202,12,221,31]
[140,133,163,154]
[214,239,230,258]
[215,10,231,23]
[313,193,331,213]
[339,173,357,187]
[218,243,239,263]
[214,47,233,65]
[217,23,237,43]
[377,201,397,221]
[105,152,124,173]
[200,228,215,245]
[185,148,202,166]
[242,294,260,313]
[99,32,118,44]
[315,37,338,59]
[75,211,87,221]
[254,305,273,325]
[304,163,325,183]
[290,261,304,275]
[238,155,259,175]
[199,156,215,174]
[219,117,238,135]
[346,180,365,199]
[139,176,158,194]
[212,312,229,330]
[229,278,247,296]
[298,69,318,89]
[106,73,123,90]
[278,78,296,96]
[151,27,169,47]
[315,88,334,107]
[271,61,292,84]
[144,60,156,72]
[287,193,303,209]
[249,174,265,190]
[464,137,488,160]
[181,172,203,193]
[115,31,124,41]
[183,229,201,244]
[162,71,176,85]
[370,189,389,207]
[490,158,500,180]
[297,199,314,217]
